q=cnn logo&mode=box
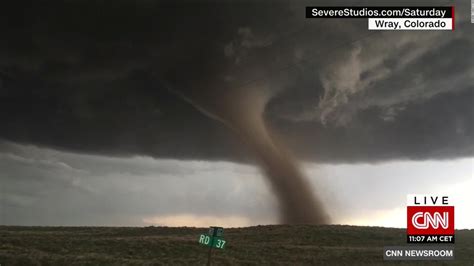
[407,206,454,235]
[411,211,449,229]
[406,195,454,243]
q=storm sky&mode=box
[1,0,473,227]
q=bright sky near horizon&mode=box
[1,142,472,229]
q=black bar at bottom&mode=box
[407,235,455,244]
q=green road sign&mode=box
[209,226,224,237]
[198,234,226,249]
[198,234,212,246]
[212,237,226,249]
[199,228,227,266]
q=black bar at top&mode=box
[306,6,453,18]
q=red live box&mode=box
[407,206,454,235]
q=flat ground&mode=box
[0,225,472,265]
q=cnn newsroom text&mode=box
[306,6,455,30]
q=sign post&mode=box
[207,237,213,266]
[197,226,226,266]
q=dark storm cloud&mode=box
[1,0,473,163]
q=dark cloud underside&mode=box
[1,0,473,163]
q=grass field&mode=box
[0,225,473,265]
